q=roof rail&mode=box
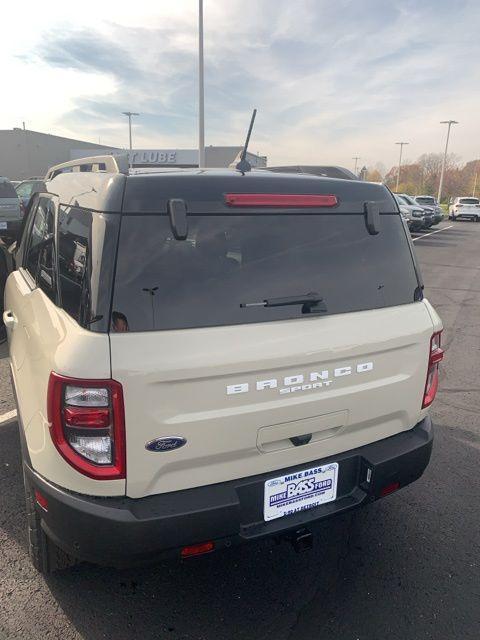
[45,154,129,181]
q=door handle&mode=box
[3,310,17,329]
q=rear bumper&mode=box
[454,212,478,220]
[0,219,21,236]
[25,416,433,567]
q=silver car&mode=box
[0,177,22,241]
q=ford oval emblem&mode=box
[145,436,187,452]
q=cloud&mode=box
[11,0,480,167]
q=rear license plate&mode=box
[264,462,339,521]
[0,222,7,230]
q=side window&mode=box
[24,198,57,302]
[57,206,91,324]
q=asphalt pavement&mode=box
[0,220,479,640]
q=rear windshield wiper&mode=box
[240,292,326,314]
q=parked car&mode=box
[393,195,422,232]
[3,155,443,573]
[15,178,46,209]
[399,194,442,225]
[394,195,430,230]
[449,197,480,221]
[413,195,443,222]
[0,177,22,243]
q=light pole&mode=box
[352,156,360,176]
[198,0,206,168]
[437,120,458,204]
[122,111,139,151]
[395,142,409,192]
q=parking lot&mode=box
[0,220,479,640]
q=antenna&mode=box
[236,108,257,173]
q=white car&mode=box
[3,155,443,573]
[449,197,480,221]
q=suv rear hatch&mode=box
[109,173,435,498]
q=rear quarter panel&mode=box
[5,271,124,496]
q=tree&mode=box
[374,155,480,198]
[365,168,383,182]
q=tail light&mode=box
[422,331,444,408]
[47,373,126,479]
[225,193,338,207]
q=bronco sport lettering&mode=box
[226,361,374,395]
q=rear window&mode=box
[415,197,435,205]
[0,181,17,198]
[112,213,419,332]
[459,198,479,205]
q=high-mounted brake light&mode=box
[422,331,444,408]
[181,541,215,558]
[225,193,338,207]
[47,373,126,480]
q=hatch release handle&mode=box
[290,434,312,447]
[168,199,188,240]
[364,201,381,235]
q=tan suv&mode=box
[3,155,443,573]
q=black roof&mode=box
[47,168,397,214]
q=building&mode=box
[73,146,267,169]
[0,128,121,180]
[0,128,267,179]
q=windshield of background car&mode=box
[0,181,17,198]
[458,198,479,205]
[15,181,44,198]
[112,212,420,331]
[15,183,33,197]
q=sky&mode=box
[1,0,480,171]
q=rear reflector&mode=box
[34,489,48,511]
[422,331,444,408]
[225,193,338,208]
[380,482,400,497]
[181,541,215,558]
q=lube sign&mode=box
[226,362,374,396]
[130,150,176,164]
[128,149,197,166]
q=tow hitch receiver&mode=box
[288,528,313,553]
